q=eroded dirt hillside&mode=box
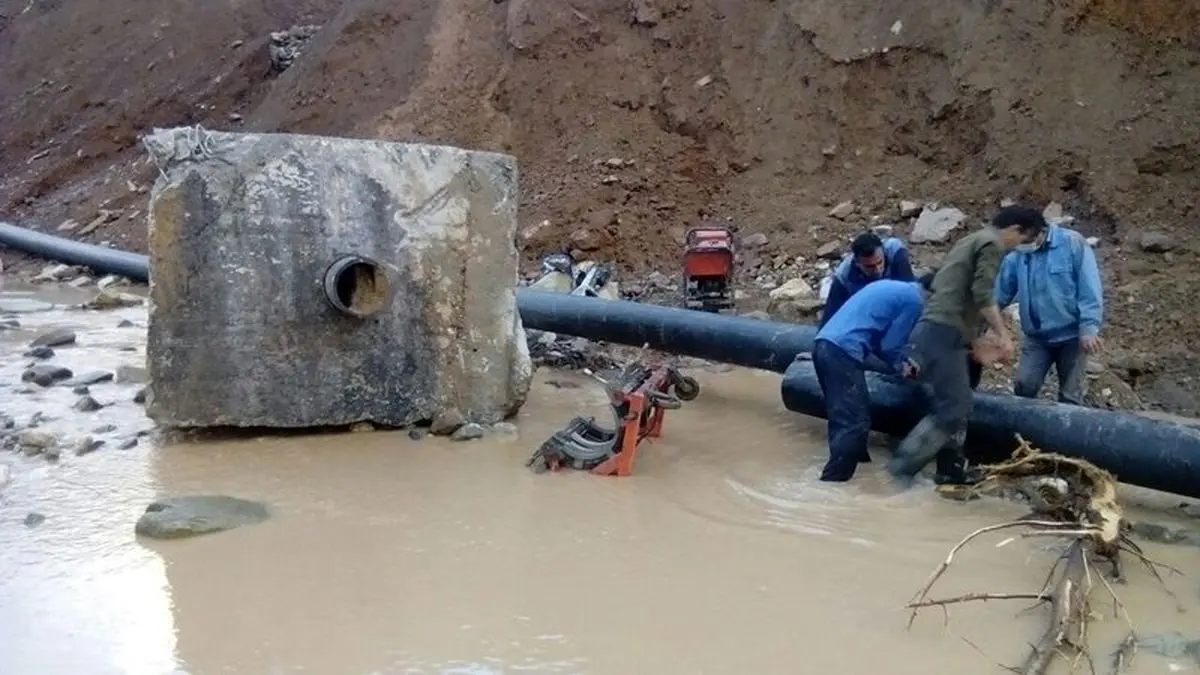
[1,0,1199,410]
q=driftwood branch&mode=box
[905,435,1178,675]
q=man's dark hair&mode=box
[918,269,937,292]
[850,232,884,258]
[991,205,1047,235]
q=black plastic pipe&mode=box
[0,222,150,282]
[4,221,1200,498]
[781,359,1200,499]
[516,290,816,372]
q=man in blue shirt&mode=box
[819,232,917,328]
[994,217,1104,406]
[811,274,933,482]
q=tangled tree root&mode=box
[907,436,1181,675]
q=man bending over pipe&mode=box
[819,232,917,328]
[812,274,935,482]
[887,205,1048,485]
[994,216,1104,406]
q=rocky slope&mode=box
[1,0,1198,411]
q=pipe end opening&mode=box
[324,256,392,318]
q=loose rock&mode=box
[349,421,375,433]
[910,206,967,244]
[18,429,57,451]
[33,263,79,283]
[23,513,46,528]
[97,275,128,290]
[135,495,270,540]
[816,241,842,260]
[451,423,486,441]
[73,385,90,395]
[408,428,427,441]
[829,201,855,220]
[67,370,115,386]
[430,409,466,435]
[741,232,769,248]
[767,278,823,322]
[73,436,104,455]
[116,438,139,450]
[115,365,148,384]
[768,278,817,301]
[30,328,76,348]
[898,200,922,218]
[83,289,143,310]
[21,364,73,387]
[1138,231,1173,253]
[23,346,54,359]
[630,0,661,26]
[133,387,148,404]
[268,24,321,74]
[491,422,519,437]
[73,395,104,413]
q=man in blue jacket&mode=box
[819,232,917,328]
[811,273,933,482]
[994,217,1103,406]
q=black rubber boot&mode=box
[933,449,984,486]
[887,417,952,480]
[931,422,984,486]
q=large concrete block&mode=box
[142,127,532,428]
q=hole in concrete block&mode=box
[323,256,392,318]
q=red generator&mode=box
[681,226,736,312]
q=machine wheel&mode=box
[673,375,700,401]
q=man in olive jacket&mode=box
[887,205,1048,485]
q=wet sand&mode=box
[1,283,1197,675]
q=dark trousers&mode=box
[888,320,976,479]
[813,340,871,482]
[1014,337,1087,406]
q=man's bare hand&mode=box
[1080,335,1102,355]
[902,359,921,379]
[972,335,1014,365]
[996,332,1015,361]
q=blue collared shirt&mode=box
[994,222,1104,343]
[819,237,916,327]
[815,279,925,373]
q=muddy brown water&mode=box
[1,282,1198,675]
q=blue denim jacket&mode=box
[816,279,924,373]
[819,237,916,327]
[994,223,1103,344]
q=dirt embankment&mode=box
[1,0,1198,411]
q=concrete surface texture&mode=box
[142,128,531,428]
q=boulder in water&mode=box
[135,495,270,540]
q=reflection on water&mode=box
[1,283,1197,675]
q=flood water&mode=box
[1,282,1198,675]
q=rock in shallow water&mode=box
[21,364,72,387]
[67,370,115,386]
[451,423,486,441]
[29,328,76,348]
[135,495,270,540]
